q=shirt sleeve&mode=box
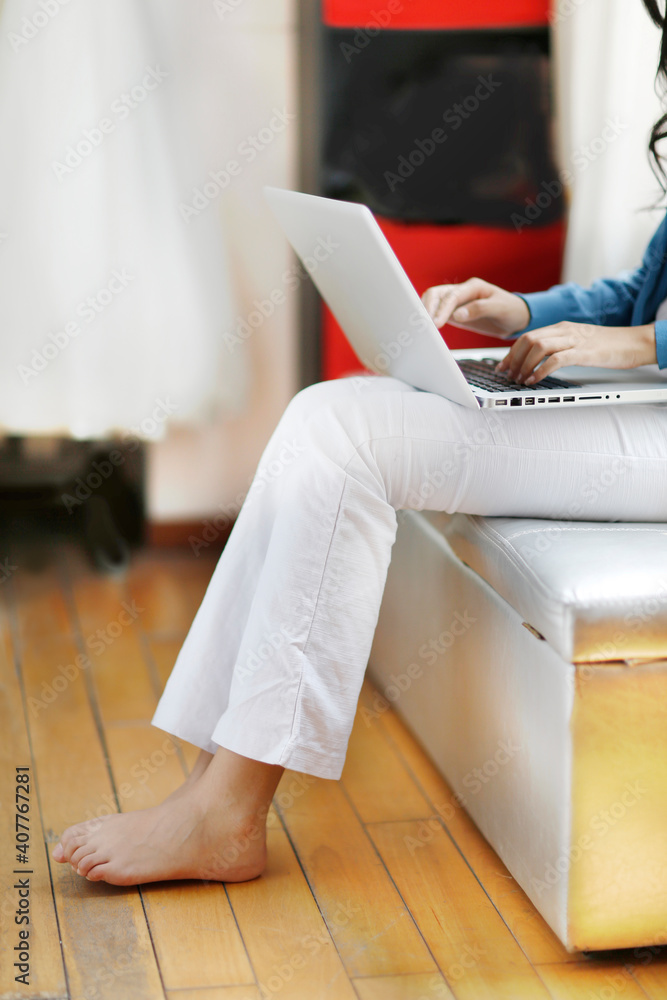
[510,212,667,338]
[513,270,646,334]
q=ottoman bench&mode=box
[368,509,667,952]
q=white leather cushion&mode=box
[423,512,667,663]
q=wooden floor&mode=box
[1,537,666,1000]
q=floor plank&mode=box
[143,881,255,992]
[537,961,652,999]
[369,820,552,1000]
[370,687,581,967]
[66,568,132,636]
[341,700,434,824]
[67,563,160,723]
[226,825,358,999]
[127,551,216,637]
[277,776,436,978]
[166,988,261,1000]
[0,616,66,1000]
[14,571,164,1000]
[13,561,72,642]
[104,723,187,812]
[353,972,455,1000]
[48,863,164,1000]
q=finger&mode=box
[426,278,493,328]
[432,290,459,328]
[524,349,578,384]
[515,341,558,383]
[421,286,457,326]
[421,285,450,317]
[496,327,561,377]
[451,297,493,325]
[495,338,533,376]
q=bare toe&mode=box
[86,863,112,882]
[70,843,98,869]
[77,852,106,877]
[59,834,89,862]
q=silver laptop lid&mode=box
[264,186,479,409]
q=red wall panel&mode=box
[322,218,566,381]
[323,0,551,30]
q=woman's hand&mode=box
[496,322,658,384]
[421,278,530,338]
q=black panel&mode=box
[322,28,563,226]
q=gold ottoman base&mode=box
[567,662,667,950]
[369,510,667,952]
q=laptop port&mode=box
[537,398,545,403]
[579,395,602,400]
[548,397,559,402]
[563,396,575,402]
[510,398,522,406]
[494,399,507,405]
[524,397,535,405]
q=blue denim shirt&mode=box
[516,212,667,368]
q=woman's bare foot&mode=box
[164,748,214,804]
[51,747,283,886]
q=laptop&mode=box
[264,187,667,410]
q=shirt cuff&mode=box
[512,290,568,336]
[509,290,566,339]
[655,320,667,369]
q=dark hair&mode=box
[643,0,667,186]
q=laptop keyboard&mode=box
[457,357,581,393]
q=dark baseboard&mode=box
[147,518,235,551]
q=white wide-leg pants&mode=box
[151,376,667,779]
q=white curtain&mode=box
[552,0,665,284]
[0,0,247,440]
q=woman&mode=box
[54,0,667,886]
